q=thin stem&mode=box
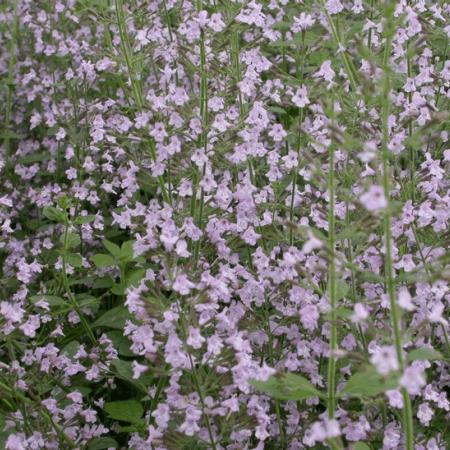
[176,302,217,450]
[114,0,170,204]
[327,137,337,419]
[324,9,358,93]
[289,30,306,246]
[61,223,97,346]
[380,4,414,448]
[4,0,19,172]
[193,21,209,262]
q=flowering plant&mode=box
[0,0,449,449]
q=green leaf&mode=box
[62,341,80,358]
[352,443,371,450]
[87,437,119,450]
[92,276,114,289]
[126,269,145,288]
[339,367,398,398]
[104,400,143,423]
[111,359,152,393]
[43,206,67,223]
[268,106,287,115]
[92,306,132,329]
[407,347,443,362]
[324,307,353,320]
[61,232,81,249]
[74,215,96,225]
[91,253,116,268]
[106,331,134,357]
[111,282,126,296]
[103,239,121,257]
[251,373,323,401]
[120,240,135,261]
[65,253,83,268]
[335,279,349,301]
[30,294,65,307]
[76,294,99,308]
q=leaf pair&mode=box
[251,365,401,401]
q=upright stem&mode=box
[176,303,217,450]
[380,4,414,448]
[289,30,306,246]
[4,0,19,172]
[114,0,170,204]
[327,140,337,419]
[191,0,209,261]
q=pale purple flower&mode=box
[360,185,388,212]
[370,345,399,375]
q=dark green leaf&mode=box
[106,331,134,357]
[62,341,80,358]
[111,282,126,296]
[251,373,323,401]
[92,276,114,289]
[111,359,152,393]
[92,306,132,329]
[104,400,143,423]
[30,295,65,307]
[87,437,118,450]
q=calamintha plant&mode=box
[0,0,449,449]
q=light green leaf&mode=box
[407,347,443,362]
[352,443,371,450]
[335,279,349,301]
[91,253,116,268]
[339,366,398,398]
[43,206,67,223]
[251,373,323,401]
[104,400,143,423]
[126,269,145,288]
[74,215,96,225]
[103,239,121,257]
[66,253,83,268]
[120,240,135,261]
[61,232,81,249]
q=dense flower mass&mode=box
[0,0,449,449]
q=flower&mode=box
[370,346,399,375]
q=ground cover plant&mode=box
[0,0,449,448]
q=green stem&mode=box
[61,223,97,346]
[324,9,358,93]
[4,0,19,172]
[176,303,217,450]
[114,0,170,204]
[380,4,414,448]
[327,137,337,419]
[193,23,209,262]
[289,31,306,246]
